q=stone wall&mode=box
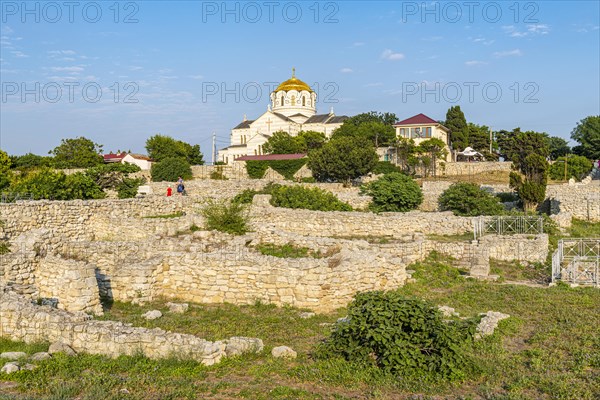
[0,288,260,365]
[546,182,600,222]
[442,162,512,176]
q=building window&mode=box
[410,127,432,139]
[302,96,306,106]
[291,95,296,106]
[281,96,284,106]
[399,128,408,138]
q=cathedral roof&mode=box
[272,112,296,123]
[275,68,314,93]
[233,120,254,129]
[304,114,348,124]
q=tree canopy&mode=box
[571,116,600,160]
[145,134,204,165]
[445,106,468,151]
[331,112,397,146]
[49,137,104,169]
[308,137,378,184]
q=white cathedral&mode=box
[218,69,348,164]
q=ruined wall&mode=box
[442,162,512,176]
[546,183,600,222]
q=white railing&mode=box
[473,216,544,240]
[552,239,600,287]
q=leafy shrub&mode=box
[301,177,316,183]
[232,189,260,204]
[268,159,307,180]
[151,157,192,182]
[0,241,9,255]
[548,155,592,181]
[85,163,142,190]
[9,168,105,200]
[315,291,476,381]
[210,166,228,180]
[255,242,311,258]
[308,137,378,183]
[495,192,519,203]
[439,182,505,216]
[360,173,423,212]
[245,160,269,179]
[269,185,352,211]
[117,177,145,199]
[201,200,249,235]
[372,161,402,175]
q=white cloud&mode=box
[381,49,405,60]
[465,60,487,66]
[352,41,365,47]
[189,75,204,80]
[364,82,383,87]
[503,24,550,38]
[11,51,28,58]
[48,50,76,56]
[51,66,85,73]
[129,66,143,71]
[493,49,522,58]
[1,26,14,34]
[340,68,353,73]
[527,24,550,35]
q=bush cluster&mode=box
[548,155,592,181]
[269,185,352,211]
[201,200,249,235]
[361,173,423,212]
[372,161,403,175]
[439,182,504,216]
[151,157,192,182]
[315,291,476,381]
[245,159,307,180]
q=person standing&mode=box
[177,176,184,195]
[167,186,172,197]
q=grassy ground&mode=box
[2,222,599,399]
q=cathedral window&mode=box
[281,96,284,106]
[291,95,296,106]
[302,96,306,106]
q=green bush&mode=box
[232,189,260,204]
[495,192,519,203]
[8,168,105,200]
[268,159,307,180]
[245,160,269,179]
[548,155,592,181]
[439,182,505,216]
[372,161,402,175]
[117,177,145,199]
[269,185,352,211]
[201,200,249,235]
[308,137,378,183]
[151,157,192,182]
[85,163,142,190]
[361,173,423,212]
[315,291,476,381]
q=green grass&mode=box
[252,242,334,259]
[568,218,600,237]
[0,241,10,255]
[427,231,474,242]
[143,211,184,219]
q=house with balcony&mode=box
[392,113,452,161]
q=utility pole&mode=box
[211,132,216,165]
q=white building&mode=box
[103,152,153,170]
[218,69,348,164]
[393,113,452,161]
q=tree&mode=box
[543,135,570,160]
[332,120,396,147]
[262,131,303,154]
[445,106,468,151]
[0,149,12,190]
[296,130,326,152]
[507,131,549,212]
[9,168,104,200]
[548,155,592,181]
[361,173,423,212]
[417,138,448,177]
[439,183,504,216]
[308,137,378,184]
[344,111,397,126]
[150,157,193,182]
[571,116,600,160]
[10,153,53,170]
[49,137,104,168]
[391,138,417,173]
[145,134,205,165]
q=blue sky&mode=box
[1,1,599,158]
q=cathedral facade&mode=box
[218,69,348,164]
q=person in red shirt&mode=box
[166,186,172,197]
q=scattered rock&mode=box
[142,310,162,320]
[271,346,297,359]
[30,352,51,361]
[1,362,20,374]
[166,302,189,314]
[475,311,510,339]
[120,388,130,394]
[48,342,76,356]
[437,305,460,318]
[0,352,27,360]
[224,337,264,356]
[318,323,333,327]
[22,364,36,371]
[299,312,315,319]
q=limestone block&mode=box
[166,302,189,314]
[142,310,162,320]
[1,362,20,374]
[0,352,27,360]
[475,311,510,339]
[271,346,297,359]
[48,342,76,356]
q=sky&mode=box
[0,0,599,159]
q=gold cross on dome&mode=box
[292,67,295,78]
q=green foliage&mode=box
[10,153,54,170]
[549,155,593,181]
[439,182,505,216]
[570,116,600,159]
[269,185,352,211]
[262,131,303,154]
[254,242,311,258]
[445,106,468,150]
[245,160,269,179]
[315,291,476,381]
[544,135,571,160]
[296,130,327,152]
[9,168,105,200]
[232,189,260,204]
[201,200,249,235]
[49,136,104,168]
[332,120,396,147]
[85,163,142,190]
[308,137,378,183]
[417,138,448,177]
[361,173,423,212]
[0,149,12,190]
[344,111,398,126]
[145,134,204,164]
[151,157,192,182]
[495,192,519,203]
[372,161,402,175]
[117,177,145,199]
[268,159,307,180]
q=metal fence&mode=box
[473,216,544,240]
[552,239,600,287]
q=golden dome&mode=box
[275,68,313,92]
